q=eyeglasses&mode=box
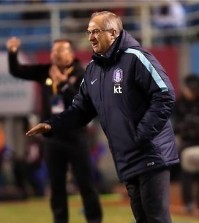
[86,29,113,36]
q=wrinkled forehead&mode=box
[88,15,104,30]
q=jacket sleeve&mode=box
[8,51,49,82]
[45,76,97,137]
[133,53,175,143]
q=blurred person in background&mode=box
[152,0,186,45]
[12,114,47,198]
[86,121,106,193]
[6,37,102,223]
[173,74,199,214]
[24,114,47,197]
[26,11,179,223]
[0,121,19,201]
[0,121,7,187]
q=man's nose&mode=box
[88,34,95,41]
[88,32,95,40]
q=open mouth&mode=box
[91,42,98,48]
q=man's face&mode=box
[87,15,115,55]
[182,86,198,101]
[50,42,74,67]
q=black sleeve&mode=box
[44,76,97,137]
[8,51,50,83]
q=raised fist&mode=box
[6,37,21,53]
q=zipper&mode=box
[99,69,104,101]
[101,67,112,150]
[100,67,108,130]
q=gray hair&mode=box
[91,11,123,37]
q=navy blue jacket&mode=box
[47,30,179,181]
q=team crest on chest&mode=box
[113,68,123,83]
[113,68,123,94]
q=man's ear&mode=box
[111,29,117,39]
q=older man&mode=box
[27,11,179,223]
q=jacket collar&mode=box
[92,30,141,66]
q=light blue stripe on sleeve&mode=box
[125,48,168,92]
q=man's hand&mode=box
[49,65,68,85]
[26,123,52,136]
[6,37,21,53]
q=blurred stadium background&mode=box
[1,0,199,222]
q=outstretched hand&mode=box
[26,123,52,136]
